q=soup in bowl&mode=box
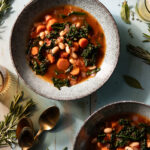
[11,0,119,100]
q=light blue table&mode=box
[0,0,150,150]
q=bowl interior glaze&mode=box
[11,0,120,100]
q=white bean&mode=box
[125,146,133,150]
[45,30,49,35]
[76,22,81,28]
[69,58,74,64]
[88,66,96,70]
[71,52,78,59]
[59,43,65,50]
[130,142,140,148]
[52,46,59,54]
[104,128,112,134]
[39,32,45,39]
[97,142,101,148]
[57,37,64,43]
[60,30,66,37]
[147,141,150,148]
[65,45,71,54]
[39,41,44,46]
[91,137,97,144]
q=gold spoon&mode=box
[34,106,60,140]
[18,127,34,150]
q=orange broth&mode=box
[27,5,106,89]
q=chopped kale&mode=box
[81,44,99,66]
[86,68,100,76]
[51,23,66,31]
[68,11,86,16]
[38,43,46,61]
[30,60,49,75]
[52,78,70,90]
[118,118,130,126]
[60,14,68,19]
[66,24,89,41]
[97,133,106,142]
[60,11,86,19]
[47,30,59,39]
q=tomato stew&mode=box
[90,113,150,150]
[26,5,106,89]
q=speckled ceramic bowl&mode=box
[73,101,150,150]
[10,0,120,100]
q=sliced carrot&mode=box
[112,122,118,128]
[45,15,53,23]
[46,19,57,31]
[47,54,55,63]
[30,32,37,38]
[70,67,80,76]
[60,52,69,58]
[79,38,88,48]
[36,25,46,34]
[101,147,109,150]
[57,58,70,70]
[73,42,79,51]
[117,148,124,150]
[31,47,39,56]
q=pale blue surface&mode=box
[0,0,150,150]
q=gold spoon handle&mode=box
[22,147,29,150]
[34,129,43,140]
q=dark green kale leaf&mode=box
[97,133,106,143]
[38,43,46,61]
[81,44,99,66]
[66,24,89,41]
[47,30,59,39]
[86,68,100,76]
[52,78,70,90]
[51,23,66,31]
[119,119,130,126]
[68,11,86,16]
[30,60,49,75]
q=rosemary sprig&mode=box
[0,91,36,147]
[0,0,14,25]
[127,44,150,65]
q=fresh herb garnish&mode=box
[127,44,150,65]
[52,77,70,90]
[86,68,100,75]
[123,75,144,90]
[0,91,35,147]
[121,0,131,24]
